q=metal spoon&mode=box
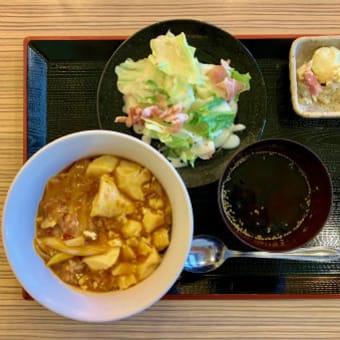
[184,234,340,274]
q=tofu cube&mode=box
[136,248,161,280]
[115,160,151,200]
[117,274,137,290]
[91,174,134,218]
[86,155,119,176]
[121,244,136,261]
[111,262,136,276]
[152,227,170,251]
[137,238,153,256]
[121,219,142,238]
[148,197,164,210]
[142,208,164,233]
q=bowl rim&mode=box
[2,129,194,322]
[217,137,333,251]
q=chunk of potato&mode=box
[136,247,161,280]
[115,160,151,200]
[117,274,137,290]
[91,174,134,218]
[86,155,119,176]
[152,227,170,251]
[83,247,120,271]
[142,208,164,233]
[311,47,340,84]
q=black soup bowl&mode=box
[217,138,333,252]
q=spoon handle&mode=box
[233,246,340,262]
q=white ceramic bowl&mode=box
[289,35,340,118]
[2,130,193,322]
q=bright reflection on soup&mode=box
[34,155,172,292]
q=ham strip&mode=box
[207,59,246,102]
[303,69,322,97]
[114,104,188,133]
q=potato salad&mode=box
[297,46,340,107]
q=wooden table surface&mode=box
[2,1,340,338]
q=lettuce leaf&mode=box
[230,69,251,100]
[188,97,236,139]
[149,31,201,84]
[115,58,166,111]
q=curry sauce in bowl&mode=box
[35,155,172,292]
[2,130,193,322]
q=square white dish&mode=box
[289,35,340,118]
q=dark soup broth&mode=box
[221,151,311,240]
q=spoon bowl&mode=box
[184,235,340,274]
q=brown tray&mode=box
[24,35,340,300]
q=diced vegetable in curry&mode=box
[34,155,172,292]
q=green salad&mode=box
[114,31,251,167]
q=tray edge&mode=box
[22,34,340,301]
